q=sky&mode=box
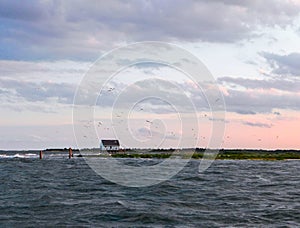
[0,0,300,150]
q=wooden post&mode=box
[39,150,43,159]
[69,147,73,159]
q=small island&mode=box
[73,148,300,161]
[2,148,299,161]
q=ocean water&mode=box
[0,151,299,227]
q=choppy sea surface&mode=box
[0,151,299,227]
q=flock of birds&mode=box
[80,86,281,144]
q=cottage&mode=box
[100,139,120,153]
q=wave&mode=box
[0,153,39,159]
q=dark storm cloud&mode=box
[261,52,300,77]
[1,0,300,60]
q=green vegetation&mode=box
[110,149,300,160]
[112,153,172,159]
[44,148,80,152]
[216,151,300,160]
[34,148,300,161]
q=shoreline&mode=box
[110,151,300,161]
[1,148,300,161]
[82,148,300,160]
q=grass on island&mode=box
[110,149,300,160]
[34,148,300,160]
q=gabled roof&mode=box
[101,139,120,146]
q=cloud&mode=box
[135,127,179,141]
[1,59,299,116]
[218,76,300,92]
[242,121,273,128]
[95,78,211,113]
[223,88,300,114]
[0,71,209,114]
[5,72,300,116]
[1,0,300,60]
[234,110,256,115]
[208,117,230,123]
[261,52,300,77]
[218,75,300,114]
[0,0,48,21]
[0,60,91,113]
[0,78,76,109]
[0,124,76,150]
[0,60,89,83]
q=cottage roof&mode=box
[101,139,120,146]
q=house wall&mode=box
[100,141,119,151]
[100,142,105,150]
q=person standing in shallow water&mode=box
[69,148,73,159]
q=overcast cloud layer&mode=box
[1,0,300,116]
[1,0,300,60]
[1,0,300,149]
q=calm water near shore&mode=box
[0,151,299,227]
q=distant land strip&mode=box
[111,149,300,160]
[1,148,300,160]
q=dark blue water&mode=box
[0,152,299,227]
